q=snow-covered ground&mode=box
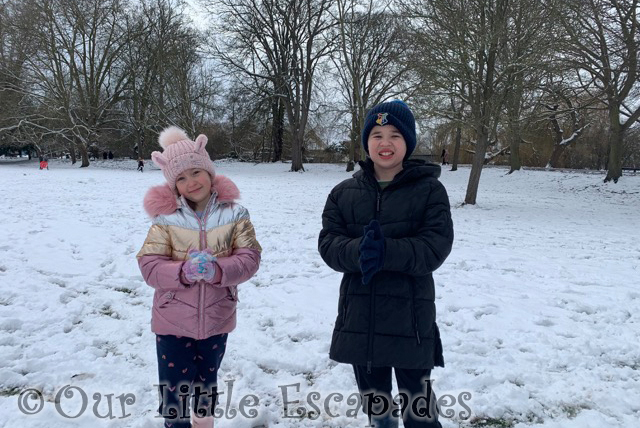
[0,159,638,428]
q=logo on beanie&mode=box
[376,113,388,126]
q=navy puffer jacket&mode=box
[319,159,453,370]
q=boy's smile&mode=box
[367,124,407,181]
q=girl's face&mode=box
[175,168,212,210]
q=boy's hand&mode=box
[359,220,385,284]
[182,249,217,283]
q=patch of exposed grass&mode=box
[99,304,121,319]
[0,386,22,396]
[468,416,514,427]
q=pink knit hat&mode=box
[151,126,216,190]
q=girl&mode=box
[137,127,261,428]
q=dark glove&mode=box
[359,220,385,284]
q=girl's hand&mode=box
[182,250,217,283]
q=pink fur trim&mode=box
[143,184,179,217]
[213,175,240,203]
[143,175,240,217]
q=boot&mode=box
[192,413,214,428]
[369,414,399,428]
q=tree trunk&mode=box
[450,125,462,171]
[507,113,522,173]
[70,144,77,164]
[354,124,362,163]
[290,130,304,172]
[548,145,564,168]
[464,131,488,205]
[347,111,362,171]
[271,98,284,162]
[605,105,623,182]
[509,138,521,173]
[346,161,355,172]
[78,143,90,167]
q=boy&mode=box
[318,100,454,428]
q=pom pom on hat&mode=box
[362,100,416,159]
[158,126,190,149]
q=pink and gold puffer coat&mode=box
[137,175,261,340]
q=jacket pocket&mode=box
[160,291,197,309]
[341,281,351,327]
[410,284,421,345]
[155,291,198,333]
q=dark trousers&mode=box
[353,365,442,428]
[156,333,228,428]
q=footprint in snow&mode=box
[59,291,76,304]
[533,318,555,327]
[49,278,67,288]
[473,305,499,319]
[100,256,114,268]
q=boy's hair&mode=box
[151,126,216,192]
[362,100,416,159]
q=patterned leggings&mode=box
[156,333,228,428]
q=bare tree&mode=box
[557,0,640,182]
[210,0,336,171]
[332,0,411,171]
[402,0,510,204]
[16,0,132,167]
[0,0,39,150]
[540,77,591,168]
[119,0,219,158]
[500,0,556,174]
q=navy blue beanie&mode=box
[362,100,416,159]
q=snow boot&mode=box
[368,414,399,428]
[192,413,214,428]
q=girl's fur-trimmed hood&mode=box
[143,174,240,217]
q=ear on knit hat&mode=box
[150,151,168,167]
[194,134,208,152]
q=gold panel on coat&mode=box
[137,224,172,258]
[233,218,262,251]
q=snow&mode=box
[0,159,639,428]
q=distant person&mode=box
[39,158,49,170]
[137,126,261,428]
[319,100,454,428]
[108,151,114,160]
[137,158,144,172]
[103,151,108,160]
[441,148,449,165]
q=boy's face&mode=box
[175,168,212,207]
[367,124,407,177]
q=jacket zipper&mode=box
[366,190,382,374]
[183,195,216,340]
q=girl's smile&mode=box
[175,168,212,212]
